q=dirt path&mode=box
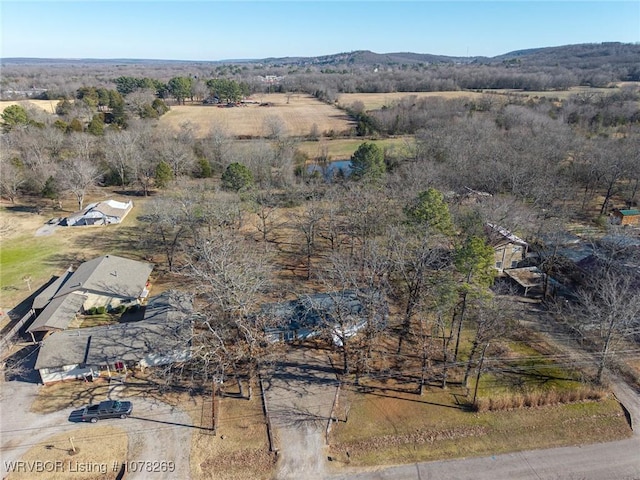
[263,346,340,480]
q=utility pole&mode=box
[472,342,489,407]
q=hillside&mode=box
[2,42,637,70]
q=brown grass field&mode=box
[0,99,58,114]
[336,91,483,111]
[159,93,354,138]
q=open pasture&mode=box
[159,93,354,138]
[337,91,482,111]
[0,99,58,114]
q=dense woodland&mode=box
[1,42,640,403]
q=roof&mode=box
[617,209,640,216]
[260,290,379,331]
[485,223,528,247]
[27,293,87,333]
[504,266,545,289]
[32,268,74,310]
[54,255,152,300]
[92,199,133,218]
[35,291,193,369]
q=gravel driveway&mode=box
[1,379,193,479]
[263,346,340,480]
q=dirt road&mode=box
[263,346,340,480]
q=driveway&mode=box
[1,379,194,480]
[263,346,340,480]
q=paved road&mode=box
[327,435,640,479]
[263,346,340,480]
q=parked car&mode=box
[79,400,133,423]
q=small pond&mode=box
[306,160,352,180]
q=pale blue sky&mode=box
[2,1,639,60]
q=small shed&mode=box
[612,209,640,226]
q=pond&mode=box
[306,160,352,181]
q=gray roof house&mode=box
[34,290,194,384]
[27,255,153,335]
[260,290,387,345]
[64,199,133,227]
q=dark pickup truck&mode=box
[80,400,133,423]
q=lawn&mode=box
[0,232,65,295]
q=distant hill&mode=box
[492,42,640,68]
[259,50,478,66]
[2,43,637,69]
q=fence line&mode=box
[0,309,35,355]
[259,374,278,454]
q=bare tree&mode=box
[58,157,102,211]
[104,130,141,189]
[292,198,324,280]
[186,229,274,398]
[0,149,25,203]
[564,269,640,383]
[247,188,280,246]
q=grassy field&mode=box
[159,93,354,138]
[336,91,483,111]
[0,99,58,114]
[329,386,630,467]
[480,85,626,101]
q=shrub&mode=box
[96,306,107,315]
[110,304,127,314]
[221,162,254,192]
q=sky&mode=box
[1,1,639,60]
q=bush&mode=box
[96,306,107,315]
[110,304,127,314]
[221,162,254,192]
